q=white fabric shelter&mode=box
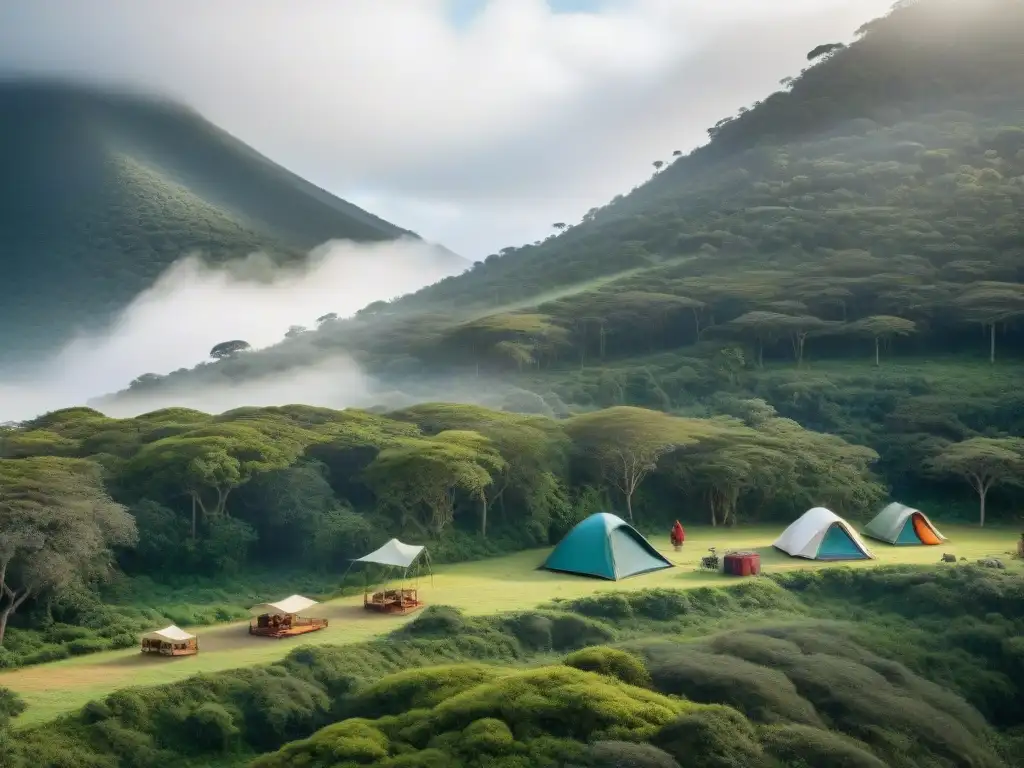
[773,506,874,560]
[355,539,425,569]
[249,594,318,616]
[142,625,195,642]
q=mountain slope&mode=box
[110,0,1024,384]
[98,0,1024,524]
[0,79,464,359]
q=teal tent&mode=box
[542,512,673,580]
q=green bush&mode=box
[183,702,239,752]
[504,612,554,651]
[759,724,887,768]
[587,740,681,768]
[67,638,111,656]
[548,613,615,651]
[631,641,821,726]
[0,687,26,729]
[652,705,766,768]
[564,647,652,689]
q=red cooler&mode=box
[724,551,761,577]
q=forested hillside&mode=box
[99,0,1024,523]
[0,400,899,665]
[0,80,463,360]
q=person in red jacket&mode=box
[670,521,685,551]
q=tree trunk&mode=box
[874,336,880,367]
[625,491,634,523]
[480,494,488,537]
[191,494,197,539]
[757,340,764,368]
[989,323,996,364]
[978,485,988,527]
[0,589,31,647]
[0,606,11,647]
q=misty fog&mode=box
[0,237,465,423]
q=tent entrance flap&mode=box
[894,517,922,545]
[817,523,869,560]
[912,513,942,545]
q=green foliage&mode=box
[1,568,1021,767]
[0,687,26,729]
[563,647,652,689]
[0,396,885,663]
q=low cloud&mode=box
[0,238,464,423]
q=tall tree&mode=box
[565,407,710,522]
[717,312,829,367]
[846,315,918,366]
[364,431,505,535]
[389,405,568,537]
[209,340,251,359]
[954,283,1024,363]
[0,458,137,646]
[123,423,316,537]
[927,437,1024,526]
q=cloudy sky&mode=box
[0,0,892,259]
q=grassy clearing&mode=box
[1,524,1018,725]
[484,256,693,315]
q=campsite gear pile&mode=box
[700,547,720,572]
[670,521,685,552]
[723,551,761,577]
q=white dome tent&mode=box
[773,507,874,561]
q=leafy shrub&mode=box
[652,705,766,768]
[400,606,468,638]
[67,638,110,656]
[568,593,634,621]
[548,613,615,651]
[0,687,26,729]
[183,702,239,752]
[346,664,503,720]
[587,740,681,768]
[504,612,554,651]
[564,647,652,689]
[759,724,887,768]
[631,640,821,726]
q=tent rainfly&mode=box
[773,507,874,561]
[863,502,945,545]
[249,594,319,616]
[542,512,673,580]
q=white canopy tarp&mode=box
[142,625,195,642]
[773,506,874,559]
[355,538,425,569]
[249,594,318,616]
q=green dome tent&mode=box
[863,503,945,545]
[542,512,673,581]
